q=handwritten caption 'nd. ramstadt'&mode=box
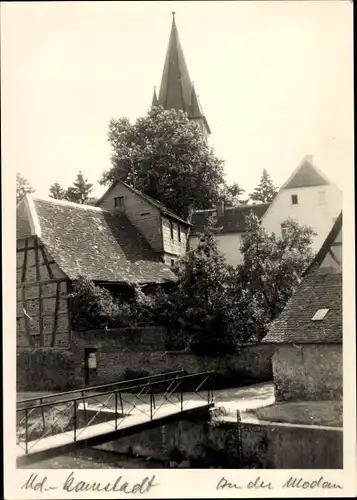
[21,472,343,495]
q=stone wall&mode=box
[72,329,274,388]
[272,344,342,401]
[96,416,343,469]
[17,326,274,391]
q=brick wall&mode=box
[272,344,342,401]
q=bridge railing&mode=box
[16,370,214,455]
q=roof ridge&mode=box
[33,196,105,212]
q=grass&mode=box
[248,400,343,427]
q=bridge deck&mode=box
[17,400,214,466]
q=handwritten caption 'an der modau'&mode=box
[22,472,343,495]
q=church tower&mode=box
[152,13,211,140]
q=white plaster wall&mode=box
[189,232,245,266]
[261,184,342,253]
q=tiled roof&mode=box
[282,158,329,189]
[32,198,175,284]
[190,203,270,236]
[262,269,342,344]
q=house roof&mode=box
[97,180,191,227]
[190,203,271,236]
[281,155,330,189]
[262,269,342,344]
[19,196,176,284]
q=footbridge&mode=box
[16,370,215,466]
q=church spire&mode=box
[151,87,159,107]
[154,13,211,137]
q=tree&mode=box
[48,172,93,204]
[102,106,225,218]
[49,182,66,200]
[220,182,246,207]
[249,169,278,203]
[153,227,247,356]
[72,171,93,204]
[16,173,35,204]
[237,214,316,339]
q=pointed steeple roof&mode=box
[155,13,211,135]
[152,87,159,107]
[158,13,192,112]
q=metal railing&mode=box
[16,370,214,455]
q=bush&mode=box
[69,276,133,331]
[17,348,76,391]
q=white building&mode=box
[189,155,342,265]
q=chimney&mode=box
[216,200,225,218]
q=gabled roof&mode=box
[97,180,191,226]
[156,14,210,134]
[190,203,271,236]
[262,269,342,344]
[17,196,176,284]
[281,155,330,189]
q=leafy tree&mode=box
[237,214,316,339]
[49,182,66,200]
[102,106,225,218]
[220,182,246,207]
[16,173,35,204]
[249,169,278,203]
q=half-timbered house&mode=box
[16,195,176,349]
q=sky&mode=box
[2,1,354,200]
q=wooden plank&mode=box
[21,278,67,289]
[40,245,55,279]
[21,240,28,283]
[34,238,41,282]
[51,282,61,347]
[20,286,35,347]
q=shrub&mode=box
[69,276,132,331]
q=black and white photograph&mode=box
[2,0,355,497]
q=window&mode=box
[178,224,181,242]
[291,194,298,205]
[170,220,174,240]
[171,259,175,267]
[114,196,125,208]
[311,308,329,321]
[318,191,326,204]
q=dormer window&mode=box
[291,194,298,205]
[114,196,125,208]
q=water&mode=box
[20,448,168,469]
